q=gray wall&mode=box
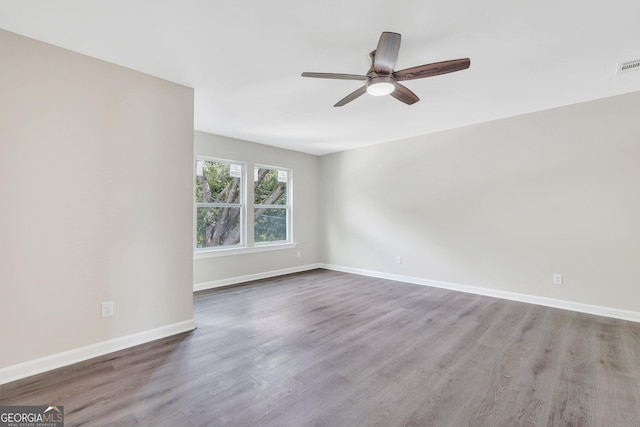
[193,131,320,286]
[0,30,195,369]
[320,91,640,312]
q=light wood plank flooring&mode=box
[2,269,640,426]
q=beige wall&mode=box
[193,131,320,286]
[0,30,195,369]
[320,91,640,312]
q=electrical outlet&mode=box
[297,251,301,258]
[396,256,402,264]
[553,273,563,285]
[102,301,114,318]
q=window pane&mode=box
[197,206,241,248]
[254,168,287,205]
[254,208,287,242]
[196,159,241,204]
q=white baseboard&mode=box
[0,319,196,386]
[193,263,322,292]
[320,263,640,324]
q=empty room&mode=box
[1,1,640,426]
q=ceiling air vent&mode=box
[618,59,640,74]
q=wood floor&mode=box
[2,269,640,426]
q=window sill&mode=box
[194,242,297,259]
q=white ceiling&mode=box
[2,1,640,155]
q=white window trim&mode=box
[194,241,297,259]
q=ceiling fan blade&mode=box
[394,58,470,81]
[390,83,420,105]
[373,32,401,74]
[334,86,367,107]
[302,72,368,81]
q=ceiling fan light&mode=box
[366,81,395,96]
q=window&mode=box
[195,157,244,249]
[254,166,290,244]
[195,158,293,254]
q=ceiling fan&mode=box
[302,31,470,107]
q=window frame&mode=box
[194,156,246,252]
[194,158,296,258]
[253,165,292,246]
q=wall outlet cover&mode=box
[102,301,114,318]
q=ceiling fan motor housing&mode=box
[366,74,396,96]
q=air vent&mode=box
[618,59,640,74]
